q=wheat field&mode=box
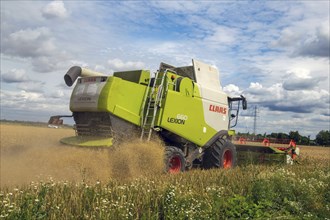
[0,123,329,219]
[0,123,164,187]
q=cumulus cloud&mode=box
[274,28,301,48]
[295,22,330,58]
[265,89,329,113]
[1,69,46,92]
[108,58,145,71]
[282,68,323,91]
[287,68,311,79]
[274,22,329,58]
[50,90,65,98]
[1,1,329,136]
[248,82,263,93]
[1,90,44,109]
[223,84,242,96]
[205,26,238,45]
[1,89,69,116]
[2,27,56,58]
[283,77,321,91]
[31,56,64,73]
[17,81,46,93]
[146,42,195,64]
[246,83,283,102]
[42,1,68,19]
[321,111,330,117]
[1,69,30,83]
[151,1,200,14]
[245,81,329,114]
[1,68,47,93]
[1,25,70,73]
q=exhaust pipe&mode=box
[64,66,106,87]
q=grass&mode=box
[1,123,329,219]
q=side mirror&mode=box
[241,95,247,110]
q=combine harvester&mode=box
[50,59,299,173]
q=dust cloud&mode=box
[0,124,164,187]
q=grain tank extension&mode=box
[50,59,295,172]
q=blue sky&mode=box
[1,1,329,138]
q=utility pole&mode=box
[253,106,258,135]
[243,105,259,136]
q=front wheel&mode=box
[164,146,186,173]
[202,138,237,169]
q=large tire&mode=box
[164,146,186,173]
[202,138,237,169]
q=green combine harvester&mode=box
[49,59,299,173]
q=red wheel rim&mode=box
[169,156,182,173]
[223,150,233,168]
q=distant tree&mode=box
[277,132,289,140]
[315,130,330,146]
[270,133,278,138]
[289,131,300,143]
[300,136,310,145]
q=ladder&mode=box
[140,70,167,141]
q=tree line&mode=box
[237,130,330,147]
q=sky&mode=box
[1,1,329,138]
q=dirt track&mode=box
[0,124,164,187]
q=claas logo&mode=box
[209,104,227,115]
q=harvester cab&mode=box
[51,59,295,173]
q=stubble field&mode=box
[1,123,329,219]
